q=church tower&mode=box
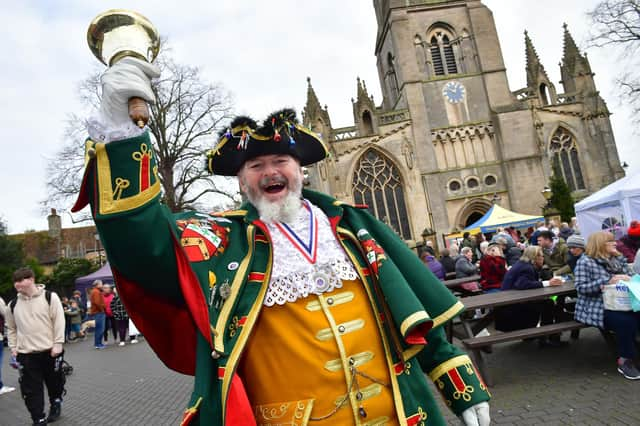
[372,0,520,232]
[304,1,624,243]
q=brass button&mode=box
[327,298,334,305]
[338,325,346,333]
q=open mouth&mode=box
[263,182,286,194]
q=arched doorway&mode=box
[454,198,492,230]
[465,211,484,227]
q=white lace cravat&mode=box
[263,201,358,306]
[87,117,146,143]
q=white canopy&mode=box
[574,171,640,240]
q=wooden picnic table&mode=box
[450,281,585,385]
[460,281,577,310]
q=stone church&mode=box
[302,0,624,247]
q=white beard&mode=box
[247,178,304,224]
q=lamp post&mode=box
[541,186,552,208]
[420,227,436,255]
[541,186,559,222]
[94,233,103,266]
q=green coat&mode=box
[73,133,490,425]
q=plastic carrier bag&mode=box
[626,274,640,312]
[602,282,632,311]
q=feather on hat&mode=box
[207,108,328,176]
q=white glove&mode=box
[100,56,160,126]
[89,57,161,142]
[460,402,490,426]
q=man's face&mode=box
[14,277,35,294]
[238,154,303,205]
[537,236,552,248]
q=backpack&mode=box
[9,290,52,315]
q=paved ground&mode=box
[1,327,639,425]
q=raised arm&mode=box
[72,58,183,301]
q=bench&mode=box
[461,320,588,349]
[449,282,580,384]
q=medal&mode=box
[274,201,318,264]
[312,268,330,293]
[219,281,231,299]
[215,279,231,310]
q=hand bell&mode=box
[87,9,160,128]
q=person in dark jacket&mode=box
[422,240,435,256]
[529,221,547,245]
[455,247,478,278]
[496,246,565,347]
[421,252,445,280]
[494,236,521,267]
[558,223,574,241]
[566,234,585,272]
[439,248,456,275]
[109,290,130,347]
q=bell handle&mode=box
[128,97,149,128]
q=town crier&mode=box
[73,57,491,426]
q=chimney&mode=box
[48,208,61,238]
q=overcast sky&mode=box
[0,0,635,234]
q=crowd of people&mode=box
[421,219,640,380]
[87,280,139,349]
[0,272,142,425]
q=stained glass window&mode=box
[549,127,585,191]
[352,150,412,239]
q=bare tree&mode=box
[587,0,640,116]
[45,54,240,219]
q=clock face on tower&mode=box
[442,81,466,104]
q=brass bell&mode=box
[87,10,160,128]
[87,9,159,66]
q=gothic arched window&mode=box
[549,127,585,191]
[352,150,412,239]
[429,29,458,76]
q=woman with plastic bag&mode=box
[574,231,640,380]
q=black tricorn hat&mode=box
[207,108,328,176]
